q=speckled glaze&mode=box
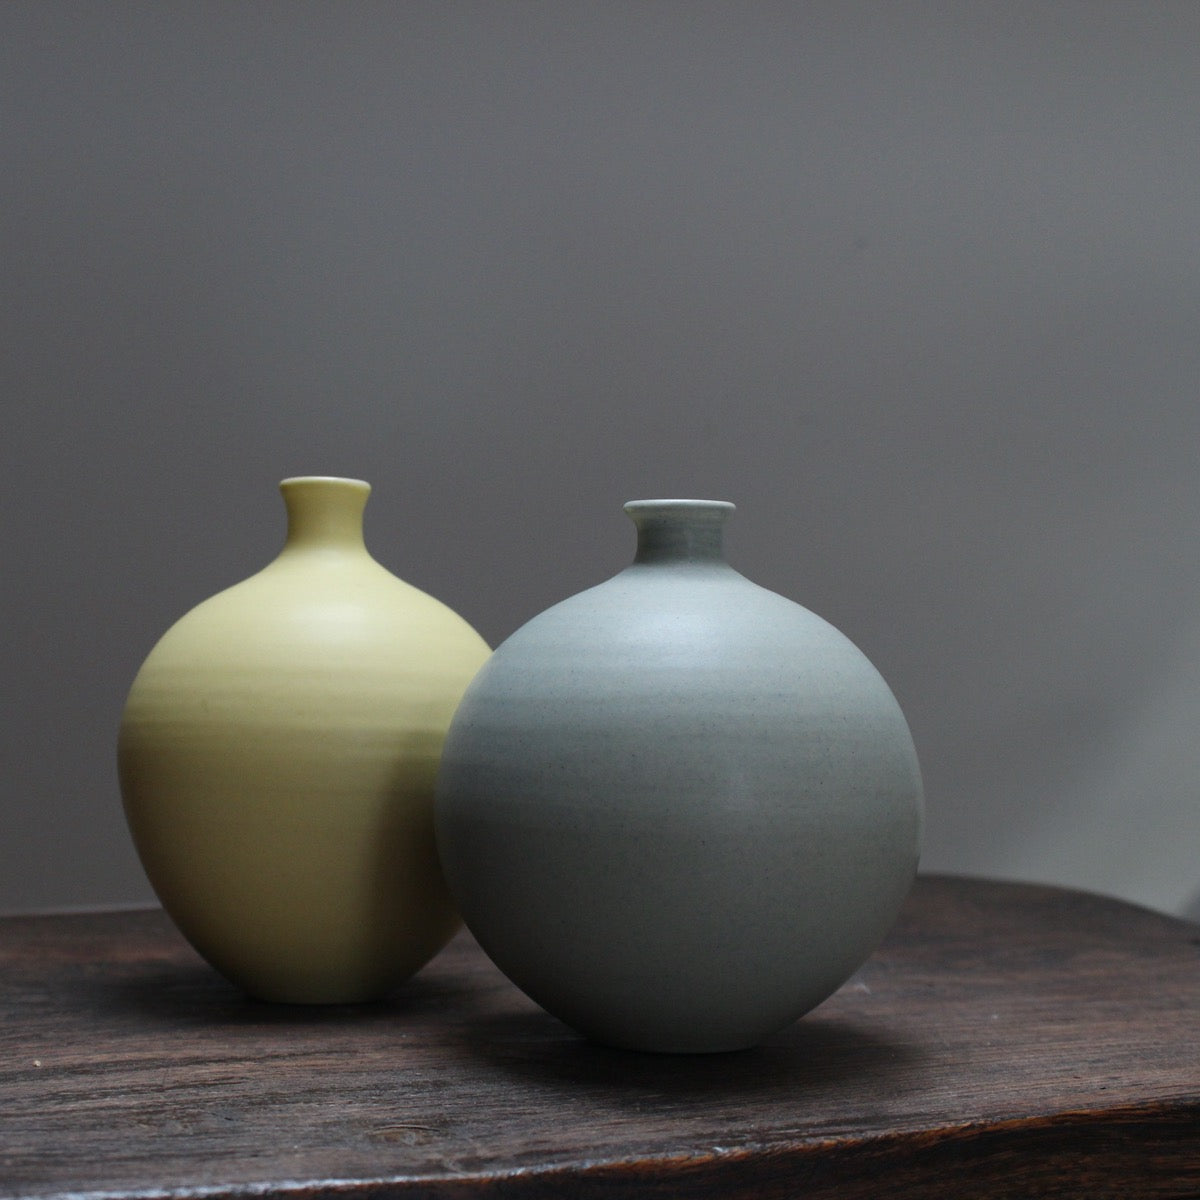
[119,477,490,1003]
[435,499,923,1052]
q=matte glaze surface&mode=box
[435,499,923,1052]
[119,477,490,1003]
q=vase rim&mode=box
[623,498,735,515]
[280,475,371,491]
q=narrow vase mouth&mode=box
[278,476,371,553]
[624,499,735,565]
[623,499,735,521]
[280,475,371,492]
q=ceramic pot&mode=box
[435,498,922,1052]
[119,476,490,1003]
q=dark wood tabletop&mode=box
[2,874,1198,1199]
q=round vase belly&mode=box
[119,477,490,1003]
[435,499,923,1052]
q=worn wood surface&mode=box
[1,875,1198,1199]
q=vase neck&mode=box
[625,499,735,566]
[278,476,370,554]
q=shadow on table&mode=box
[84,927,927,1108]
[88,958,488,1030]
[448,1004,927,1105]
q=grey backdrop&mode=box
[4,3,1199,917]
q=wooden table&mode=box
[2,875,1198,1198]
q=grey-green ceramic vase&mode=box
[434,499,923,1053]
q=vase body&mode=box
[435,499,922,1052]
[119,476,490,1003]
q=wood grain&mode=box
[2,875,1198,1198]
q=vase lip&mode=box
[623,498,735,518]
[280,475,371,492]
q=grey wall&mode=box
[4,3,1200,917]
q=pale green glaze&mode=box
[119,477,490,1003]
[435,499,923,1052]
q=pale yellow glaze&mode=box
[118,477,490,1002]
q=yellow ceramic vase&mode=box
[118,476,490,1003]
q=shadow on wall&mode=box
[992,616,1200,919]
